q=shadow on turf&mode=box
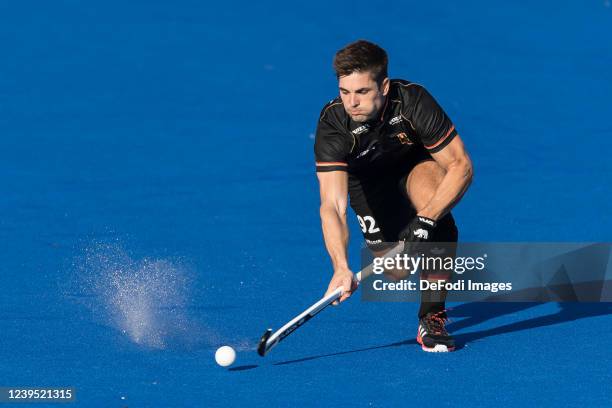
[273,302,612,365]
[229,364,259,371]
[273,338,417,366]
[448,302,612,348]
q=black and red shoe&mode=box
[417,311,455,352]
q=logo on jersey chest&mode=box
[352,124,370,135]
[396,132,413,145]
[389,115,402,126]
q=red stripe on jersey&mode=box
[315,161,348,166]
[425,125,455,150]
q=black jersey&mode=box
[314,79,459,247]
[314,79,457,179]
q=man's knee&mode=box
[406,160,446,211]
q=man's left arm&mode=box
[417,135,473,221]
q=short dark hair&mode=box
[333,40,388,84]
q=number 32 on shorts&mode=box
[357,215,380,234]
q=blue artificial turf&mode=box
[0,1,610,406]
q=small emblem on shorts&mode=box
[414,228,429,239]
[396,132,413,145]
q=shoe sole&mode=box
[416,333,455,353]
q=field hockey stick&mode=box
[257,241,405,356]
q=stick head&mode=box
[257,328,272,356]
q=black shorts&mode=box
[348,158,458,251]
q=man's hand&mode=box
[399,215,437,253]
[325,267,358,305]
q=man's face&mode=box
[338,71,389,123]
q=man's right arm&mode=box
[317,169,357,303]
[314,102,357,303]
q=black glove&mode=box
[399,216,437,253]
